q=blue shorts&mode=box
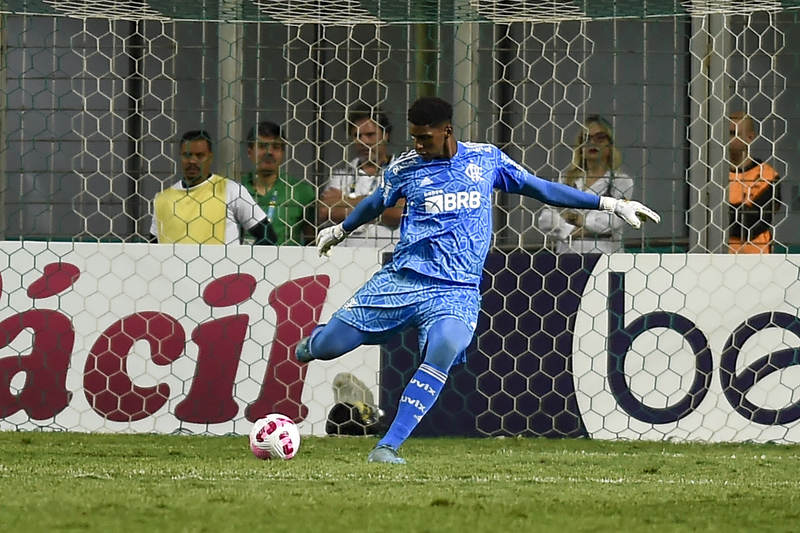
[332,268,480,365]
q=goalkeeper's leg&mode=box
[295,317,370,363]
[369,318,472,463]
[297,268,413,364]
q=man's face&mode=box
[181,139,213,186]
[247,134,285,177]
[409,123,450,161]
[729,118,754,156]
[351,118,387,162]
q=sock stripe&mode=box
[419,363,447,384]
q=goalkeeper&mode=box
[296,96,660,464]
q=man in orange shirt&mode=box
[728,112,781,253]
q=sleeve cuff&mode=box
[599,196,616,212]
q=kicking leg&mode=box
[368,317,473,464]
[295,317,371,363]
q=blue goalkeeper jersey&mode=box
[382,141,549,287]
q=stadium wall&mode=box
[0,243,383,436]
[383,251,800,443]
[1,243,799,442]
[6,12,800,249]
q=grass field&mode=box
[1,432,799,532]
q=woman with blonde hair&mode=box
[537,114,634,253]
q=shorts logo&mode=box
[465,163,484,183]
[423,191,481,213]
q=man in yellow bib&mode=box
[150,130,276,245]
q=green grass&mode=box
[1,433,799,532]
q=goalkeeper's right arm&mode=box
[317,187,386,256]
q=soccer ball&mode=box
[249,413,301,460]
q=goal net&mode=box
[1,0,799,442]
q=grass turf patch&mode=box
[1,432,799,532]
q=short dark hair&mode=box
[247,121,284,147]
[181,130,212,152]
[408,97,452,127]
[347,106,392,137]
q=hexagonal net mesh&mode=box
[1,2,800,442]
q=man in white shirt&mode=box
[150,130,276,245]
[318,107,404,251]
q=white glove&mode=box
[316,223,349,257]
[599,197,661,229]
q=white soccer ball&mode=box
[249,413,301,460]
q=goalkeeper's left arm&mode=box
[316,187,386,256]
[516,174,660,229]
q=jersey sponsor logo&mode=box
[388,149,418,176]
[419,176,434,187]
[465,163,484,183]
[500,152,525,172]
[423,190,481,213]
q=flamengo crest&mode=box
[465,163,484,183]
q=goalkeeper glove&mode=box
[599,197,661,229]
[316,223,349,257]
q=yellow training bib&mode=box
[154,175,228,244]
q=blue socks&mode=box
[378,362,448,450]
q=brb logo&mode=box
[570,255,800,442]
[423,189,481,213]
